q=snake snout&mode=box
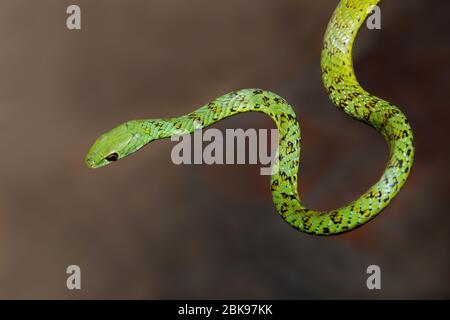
[84,156,97,169]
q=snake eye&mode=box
[105,153,119,162]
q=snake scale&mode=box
[85,0,414,235]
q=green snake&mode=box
[84,0,414,235]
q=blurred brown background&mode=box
[0,0,448,299]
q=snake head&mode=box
[84,120,150,169]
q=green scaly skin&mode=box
[85,0,414,235]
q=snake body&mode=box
[85,0,414,235]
